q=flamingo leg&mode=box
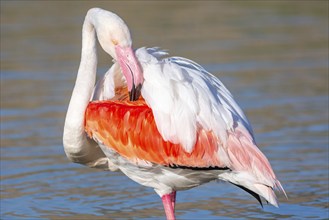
[162,193,176,220]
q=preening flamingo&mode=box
[63,8,286,220]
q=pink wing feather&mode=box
[224,123,286,206]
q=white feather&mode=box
[136,47,252,152]
[92,62,126,101]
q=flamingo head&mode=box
[88,8,143,101]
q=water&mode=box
[1,1,328,219]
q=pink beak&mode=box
[115,45,143,101]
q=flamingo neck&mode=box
[63,15,102,165]
[69,17,97,119]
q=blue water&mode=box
[1,1,328,219]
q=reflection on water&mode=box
[1,1,328,219]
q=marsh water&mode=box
[1,1,328,219]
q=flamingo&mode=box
[63,8,286,220]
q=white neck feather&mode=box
[66,15,97,127]
[63,11,106,166]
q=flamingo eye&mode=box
[112,39,118,45]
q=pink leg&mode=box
[162,193,176,220]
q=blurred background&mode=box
[1,1,328,219]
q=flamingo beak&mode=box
[115,45,143,101]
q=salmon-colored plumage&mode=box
[85,99,223,168]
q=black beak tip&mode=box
[129,84,142,101]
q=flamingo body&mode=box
[63,8,285,220]
[85,47,284,205]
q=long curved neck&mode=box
[66,18,97,127]
[63,15,106,167]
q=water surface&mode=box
[1,1,328,219]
